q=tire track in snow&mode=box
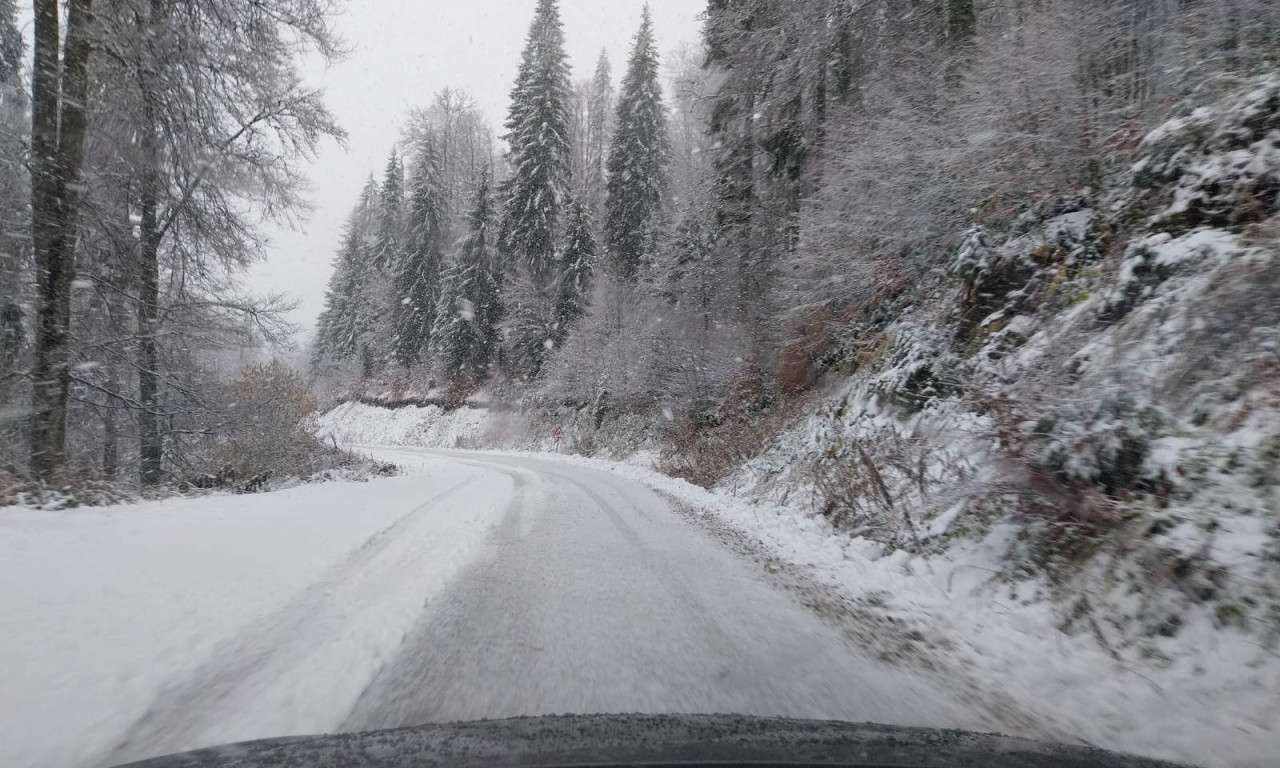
[100,476,479,767]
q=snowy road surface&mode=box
[343,448,985,730]
[1,448,991,768]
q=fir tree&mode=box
[391,144,444,368]
[500,0,573,285]
[374,149,404,271]
[435,169,501,382]
[506,198,595,379]
[584,50,615,225]
[352,176,389,374]
[604,6,670,280]
[555,199,595,335]
[312,209,368,370]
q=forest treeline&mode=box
[310,0,1279,450]
[1,0,1277,488]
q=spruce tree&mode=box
[584,50,615,225]
[505,198,595,380]
[391,144,444,368]
[435,170,501,383]
[374,149,404,271]
[556,199,596,335]
[352,176,388,375]
[500,0,573,285]
[605,6,670,280]
[313,211,367,370]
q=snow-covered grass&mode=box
[0,457,510,768]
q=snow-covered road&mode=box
[343,447,987,732]
[2,447,995,768]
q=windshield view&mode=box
[0,2,1276,767]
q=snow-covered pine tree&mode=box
[585,50,615,226]
[374,149,405,271]
[312,205,370,372]
[500,0,573,286]
[391,143,444,369]
[604,6,669,281]
[352,176,389,377]
[556,198,596,336]
[434,169,502,383]
[506,198,594,380]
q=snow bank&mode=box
[314,401,489,449]
[0,458,510,768]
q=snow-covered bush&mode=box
[867,324,960,413]
[658,372,788,489]
[210,361,393,490]
[1136,75,1280,232]
[1032,389,1166,495]
[947,225,1039,334]
[0,467,137,510]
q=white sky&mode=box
[249,0,706,342]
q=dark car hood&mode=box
[111,713,1188,768]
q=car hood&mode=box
[112,713,1189,768]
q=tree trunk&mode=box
[137,0,164,485]
[137,179,162,484]
[101,407,118,479]
[29,0,95,478]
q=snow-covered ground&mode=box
[575,453,1280,768]
[316,400,490,449]
[0,456,511,768]
[3,394,1273,768]
[322,400,1277,768]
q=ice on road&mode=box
[1,448,990,768]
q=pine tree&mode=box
[556,199,596,335]
[604,6,670,280]
[585,50,615,225]
[374,149,404,271]
[352,176,388,374]
[391,144,445,368]
[312,208,368,371]
[500,0,573,285]
[435,170,501,382]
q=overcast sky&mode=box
[248,0,705,343]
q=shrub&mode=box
[0,467,136,509]
[1033,389,1165,495]
[209,361,330,487]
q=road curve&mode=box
[342,447,988,733]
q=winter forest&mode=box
[0,0,1275,491]
[4,0,1280,765]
